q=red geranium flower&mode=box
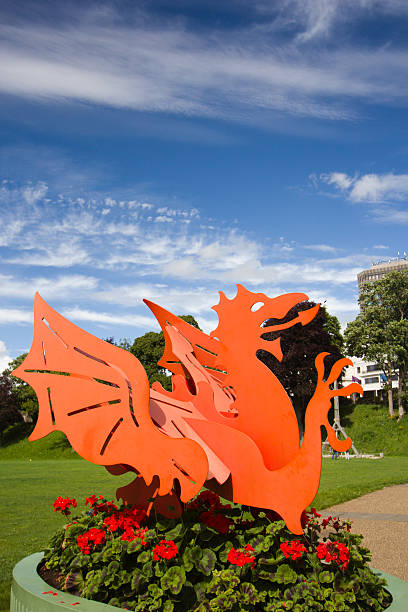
[53,496,77,516]
[280,540,307,561]
[77,528,106,555]
[200,510,232,534]
[228,544,256,568]
[152,540,178,561]
[316,540,350,570]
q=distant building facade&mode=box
[343,358,398,401]
[358,256,408,294]
[346,255,407,400]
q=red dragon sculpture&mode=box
[13,286,362,534]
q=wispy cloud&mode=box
[0,274,98,300]
[1,4,408,125]
[319,171,408,206]
[0,179,383,350]
[303,243,338,253]
[0,181,370,290]
[0,309,33,324]
[264,0,408,42]
[61,307,155,329]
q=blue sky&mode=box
[1,0,408,369]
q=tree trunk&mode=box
[387,364,395,418]
[397,365,406,421]
[388,387,395,418]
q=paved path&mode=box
[320,484,408,581]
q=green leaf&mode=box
[275,564,298,585]
[195,548,216,576]
[142,561,154,579]
[64,570,84,593]
[130,568,143,592]
[160,565,186,595]
[190,545,204,563]
[194,580,209,602]
[318,570,334,584]
[240,582,260,605]
[127,539,142,554]
[148,583,164,599]
[138,550,151,563]
[246,524,264,535]
[182,547,194,572]
[165,523,183,540]
[107,560,120,574]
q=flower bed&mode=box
[18,492,401,611]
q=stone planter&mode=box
[10,552,408,611]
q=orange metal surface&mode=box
[13,287,362,533]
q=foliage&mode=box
[42,491,391,611]
[2,354,38,421]
[0,372,24,444]
[345,271,408,419]
[259,302,344,435]
[3,458,408,611]
[129,315,201,391]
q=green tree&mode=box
[344,270,408,419]
[0,372,24,444]
[259,302,344,437]
[129,315,201,391]
[2,354,38,420]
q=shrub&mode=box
[41,492,392,611]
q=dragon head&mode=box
[211,284,320,363]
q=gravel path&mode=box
[320,484,408,581]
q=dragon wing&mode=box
[12,293,208,501]
[143,299,227,386]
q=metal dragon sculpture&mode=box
[13,286,362,534]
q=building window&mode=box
[357,367,360,373]
[366,364,380,372]
[365,377,379,384]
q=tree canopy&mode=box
[258,301,344,436]
[2,354,38,420]
[344,270,408,419]
[0,372,24,443]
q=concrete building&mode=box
[345,255,407,400]
[358,256,408,294]
[343,358,398,402]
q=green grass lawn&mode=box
[340,402,408,456]
[1,456,408,611]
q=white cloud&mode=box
[308,293,359,314]
[319,172,408,204]
[0,274,98,300]
[61,307,156,329]
[7,242,90,267]
[0,309,33,324]
[22,181,48,205]
[303,244,338,253]
[1,6,408,125]
[371,208,408,224]
[0,340,11,372]
[321,172,354,191]
[269,0,408,42]
[95,282,219,317]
